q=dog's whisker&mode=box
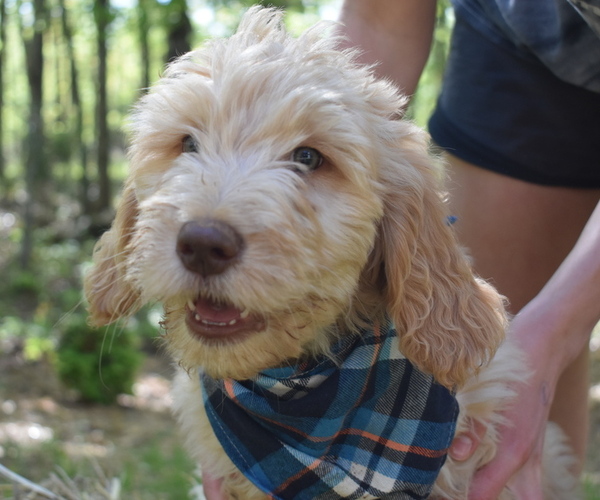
[91,245,133,265]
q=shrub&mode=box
[56,317,143,404]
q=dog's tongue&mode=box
[194,297,242,323]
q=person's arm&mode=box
[526,200,600,352]
[338,0,437,96]
[457,201,600,499]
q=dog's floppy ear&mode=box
[375,123,506,389]
[84,181,142,326]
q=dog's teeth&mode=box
[240,309,249,319]
[187,299,196,311]
[199,319,228,326]
[190,309,243,327]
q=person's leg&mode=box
[445,153,600,471]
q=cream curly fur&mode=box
[85,6,578,499]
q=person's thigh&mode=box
[445,154,600,312]
[445,153,600,467]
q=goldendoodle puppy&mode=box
[85,6,577,499]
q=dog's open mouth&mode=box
[185,296,265,343]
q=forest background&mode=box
[0,0,599,498]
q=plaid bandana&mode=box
[202,321,458,499]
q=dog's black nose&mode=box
[176,220,244,277]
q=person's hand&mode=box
[202,471,226,500]
[465,393,547,500]
[467,299,573,499]
[458,305,562,499]
[447,375,548,500]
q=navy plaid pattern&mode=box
[202,321,458,499]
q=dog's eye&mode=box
[291,147,323,172]
[182,135,198,153]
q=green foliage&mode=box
[121,434,197,498]
[407,0,454,127]
[56,317,143,404]
[49,128,75,164]
[8,269,43,296]
[0,232,92,352]
[0,315,52,361]
[584,477,600,500]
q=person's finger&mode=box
[449,420,488,461]
[202,471,225,500]
[467,435,544,500]
[450,434,475,461]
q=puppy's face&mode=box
[86,8,505,388]
[120,15,403,379]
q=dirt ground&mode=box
[1,342,600,496]
[0,346,185,496]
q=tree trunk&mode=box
[165,0,191,63]
[59,0,89,217]
[20,0,47,269]
[94,0,112,217]
[0,0,7,181]
[138,0,150,92]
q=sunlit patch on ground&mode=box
[117,374,172,412]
